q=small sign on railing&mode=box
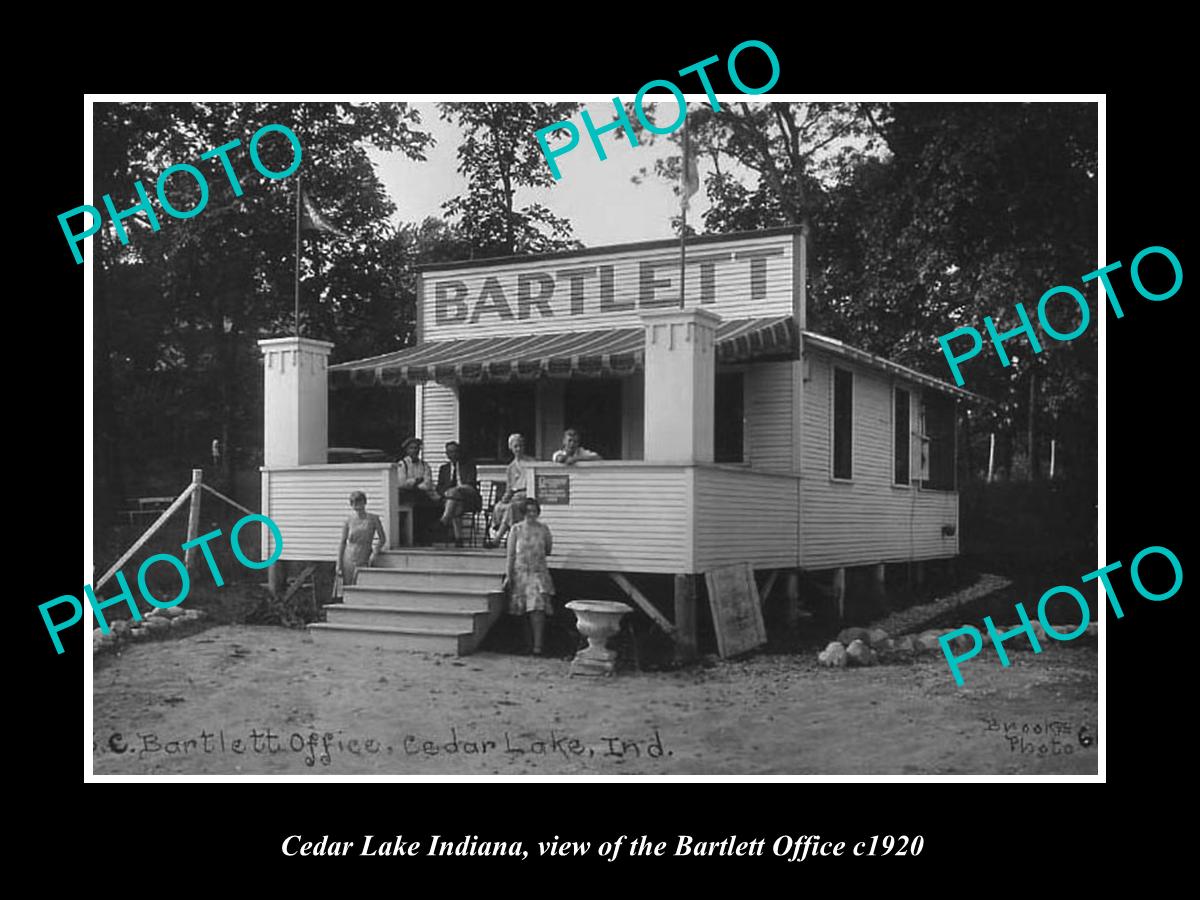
[535,472,571,505]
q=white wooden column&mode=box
[640,308,721,465]
[258,336,334,467]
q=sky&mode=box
[367,102,716,248]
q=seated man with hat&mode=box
[397,437,442,544]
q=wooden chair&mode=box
[481,480,507,546]
[456,483,482,548]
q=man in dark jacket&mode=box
[436,441,481,547]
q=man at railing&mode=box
[552,428,603,466]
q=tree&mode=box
[439,103,583,256]
[630,100,1098,482]
[94,102,433,511]
[812,102,1098,479]
[628,101,885,235]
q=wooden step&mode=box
[325,603,493,634]
[374,549,506,574]
[341,584,501,609]
[307,622,469,655]
[334,589,500,614]
[356,567,504,592]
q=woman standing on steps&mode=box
[504,497,554,655]
[336,491,387,587]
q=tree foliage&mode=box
[629,101,885,234]
[632,100,1098,480]
[438,102,583,257]
[812,103,1098,477]
[94,102,433,511]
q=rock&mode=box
[168,617,187,629]
[110,620,131,637]
[837,627,871,645]
[915,632,943,652]
[949,631,977,654]
[867,628,889,648]
[893,635,917,652]
[162,606,187,619]
[1085,622,1098,639]
[818,642,848,668]
[129,628,149,641]
[142,618,169,632]
[1028,621,1048,648]
[846,639,876,667]
[191,609,207,620]
[145,607,163,618]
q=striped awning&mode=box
[330,316,798,387]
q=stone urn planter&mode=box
[566,600,632,676]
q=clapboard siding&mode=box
[799,354,959,569]
[529,464,691,572]
[745,360,796,473]
[263,465,393,562]
[422,233,796,340]
[420,382,459,451]
[693,467,800,571]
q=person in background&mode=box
[397,437,441,543]
[504,497,554,655]
[336,491,387,586]
[552,428,602,465]
[486,433,534,548]
[436,441,480,547]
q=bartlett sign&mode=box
[421,231,802,345]
[432,249,783,326]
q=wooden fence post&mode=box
[184,469,203,569]
[673,574,698,663]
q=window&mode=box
[714,371,745,463]
[894,387,911,486]
[564,379,622,460]
[921,392,956,491]
[832,367,853,479]
[458,384,536,463]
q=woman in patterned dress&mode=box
[504,497,554,655]
[336,491,387,586]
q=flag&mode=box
[301,189,350,238]
[681,127,700,211]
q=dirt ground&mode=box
[92,624,1098,776]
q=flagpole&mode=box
[679,112,688,310]
[294,174,302,338]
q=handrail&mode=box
[96,469,260,593]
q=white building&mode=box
[258,226,972,655]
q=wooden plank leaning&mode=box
[609,572,677,638]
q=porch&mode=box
[260,460,801,575]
